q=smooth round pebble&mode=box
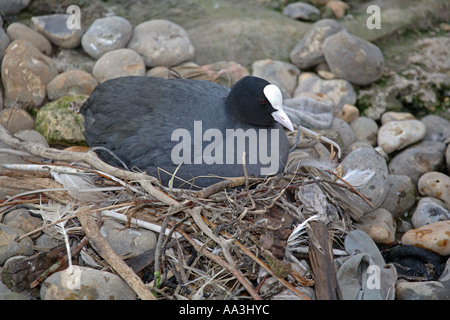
[0,0,31,15]
[388,141,446,185]
[411,197,450,228]
[3,208,43,240]
[1,39,58,108]
[396,279,450,300]
[401,220,450,256]
[293,72,356,112]
[446,144,450,172]
[0,107,35,133]
[282,2,321,21]
[0,224,34,265]
[421,115,450,142]
[330,117,355,150]
[377,120,426,154]
[380,175,416,218]
[128,19,195,68]
[35,95,87,145]
[251,59,300,98]
[47,69,98,100]
[341,147,389,214]
[40,266,136,300]
[322,31,384,85]
[6,22,52,55]
[380,111,415,125]
[336,104,359,123]
[92,48,146,83]
[81,16,133,59]
[354,208,396,244]
[290,19,345,69]
[418,171,450,209]
[350,116,378,146]
[100,219,157,256]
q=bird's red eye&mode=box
[259,99,266,104]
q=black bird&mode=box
[80,75,294,189]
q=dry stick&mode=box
[76,207,157,300]
[0,125,179,207]
[306,220,342,300]
[175,227,262,300]
[187,206,236,267]
[234,240,311,300]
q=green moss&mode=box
[35,95,88,146]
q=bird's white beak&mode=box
[264,84,295,131]
[272,109,294,131]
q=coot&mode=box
[80,75,294,188]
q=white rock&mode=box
[377,119,426,154]
[418,171,450,209]
[401,220,450,256]
[354,208,396,244]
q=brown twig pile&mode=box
[0,124,366,300]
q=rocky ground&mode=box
[0,0,449,301]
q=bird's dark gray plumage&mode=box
[80,75,293,189]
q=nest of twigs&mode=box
[0,124,370,300]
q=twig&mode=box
[76,207,157,300]
[175,227,262,300]
[0,124,178,207]
[187,207,236,267]
[193,177,247,199]
[234,240,310,300]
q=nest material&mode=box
[0,124,368,300]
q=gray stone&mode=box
[0,108,35,134]
[3,208,43,240]
[350,117,379,147]
[1,39,58,108]
[418,171,450,209]
[377,120,426,154]
[293,72,356,113]
[322,31,384,86]
[0,130,48,175]
[0,0,30,15]
[388,141,446,185]
[128,19,195,68]
[354,208,396,244]
[330,117,355,150]
[411,197,450,228]
[421,115,450,143]
[92,48,146,83]
[32,14,83,49]
[0,224,34,265]
[47,69,98,101]
[396,279,450,300]
[282,2,321,21]
[380,111,415,125]
[81,16,133,59]
[6,22,52,55]
[290,19,345,69]
[0,27,10,60]
[40,266,136,300]
[100,219,157,257]
[251,59,300,98]
[341,147,389,214]
[53,49,96,74]
[446,143,450,173]
[379,175,416,218]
